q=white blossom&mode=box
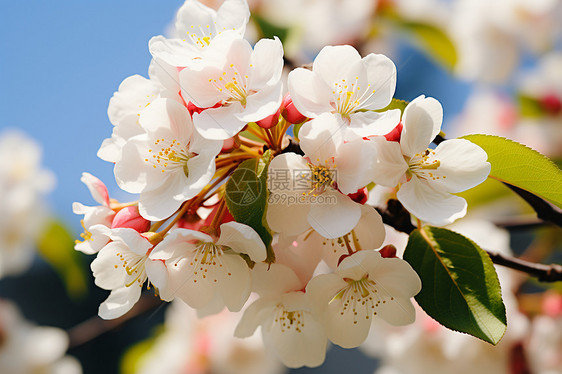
[267,112,376,238]
[235,263,327,368]
[149,0,250,67]
[150,222,266,312]
[114,98,222,220]
[0,299,82,374]
[90,229,167,319]
[72,173,114,255]
[288,45,400,137]
[370,95,491,225]
[306,250,421,348]
[179,32,284,140]
[0,130,55,278]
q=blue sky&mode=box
[0,2,184,232]
[0,1,470,234]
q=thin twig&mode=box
[67,295,163,349]
[501,183,562,227]
[485,251,562,282]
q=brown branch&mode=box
[503,183,562,227]
[491,217,547,231]
[67,294,163,349]
[485,251,562,282]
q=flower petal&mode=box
[148,35,201,67]
[360,53,397,110]
[235,81,283,123]
[287,68,333,118]
[369,136,409,187]
[264,292,327,368]
[375,296,416,326]
[400,95,443,157]
[192,102,246,140]
[139,98,193,143]
[234,296,276,338]
[114,135,166,193]
[217,222,267,262]
[334,138,378,194]
[109,228,153,255]
[80,172,110,206]
[138,172,191,221]
[90,242,128,290]
[349,109,401,137]
[216,0,250,32]
[312,45,362,87]
[150,228,209,261]
[299,112,345,163]
[251,262,303,296]
[397,176,468,225]
[431,139,491,193]
[145,259,168,293]
[266,153,312,236]
[325,297,372,348]
[248,37,284,89]
[307,190,361,239]
[98,285,142,320]
[215,253,252,311]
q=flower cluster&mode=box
[0,130,55,279]
[75,0,492,368]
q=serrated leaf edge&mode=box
[417,227,507,345]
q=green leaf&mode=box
[518,94,543,118]
[37,218,89,299]
[403,226,506,345]
[252,14,289,43]
[457,177,512,208]
[396,20,457,70]
[461,134,562,208]
[375,98,410,118]
[225,150,274,262]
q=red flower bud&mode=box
[384,122,403,142]
[347,187,369,205]
[256,108,281,129]
[540,93,562,115]
[379,244,397,258]
[281,93,307,124]
[111,206,151,233]
[203,203,235,226]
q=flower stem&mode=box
[245,125,269,142]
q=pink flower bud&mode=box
[203,204,234,226]
[379,244,397,258]
[281,93,307,124]
[383,122,403,142]
[221,137,240,153]
[256,108,281,129]
[347,187,368,205]
[111,206,151,233]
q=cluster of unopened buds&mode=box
[74,0,492,368]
